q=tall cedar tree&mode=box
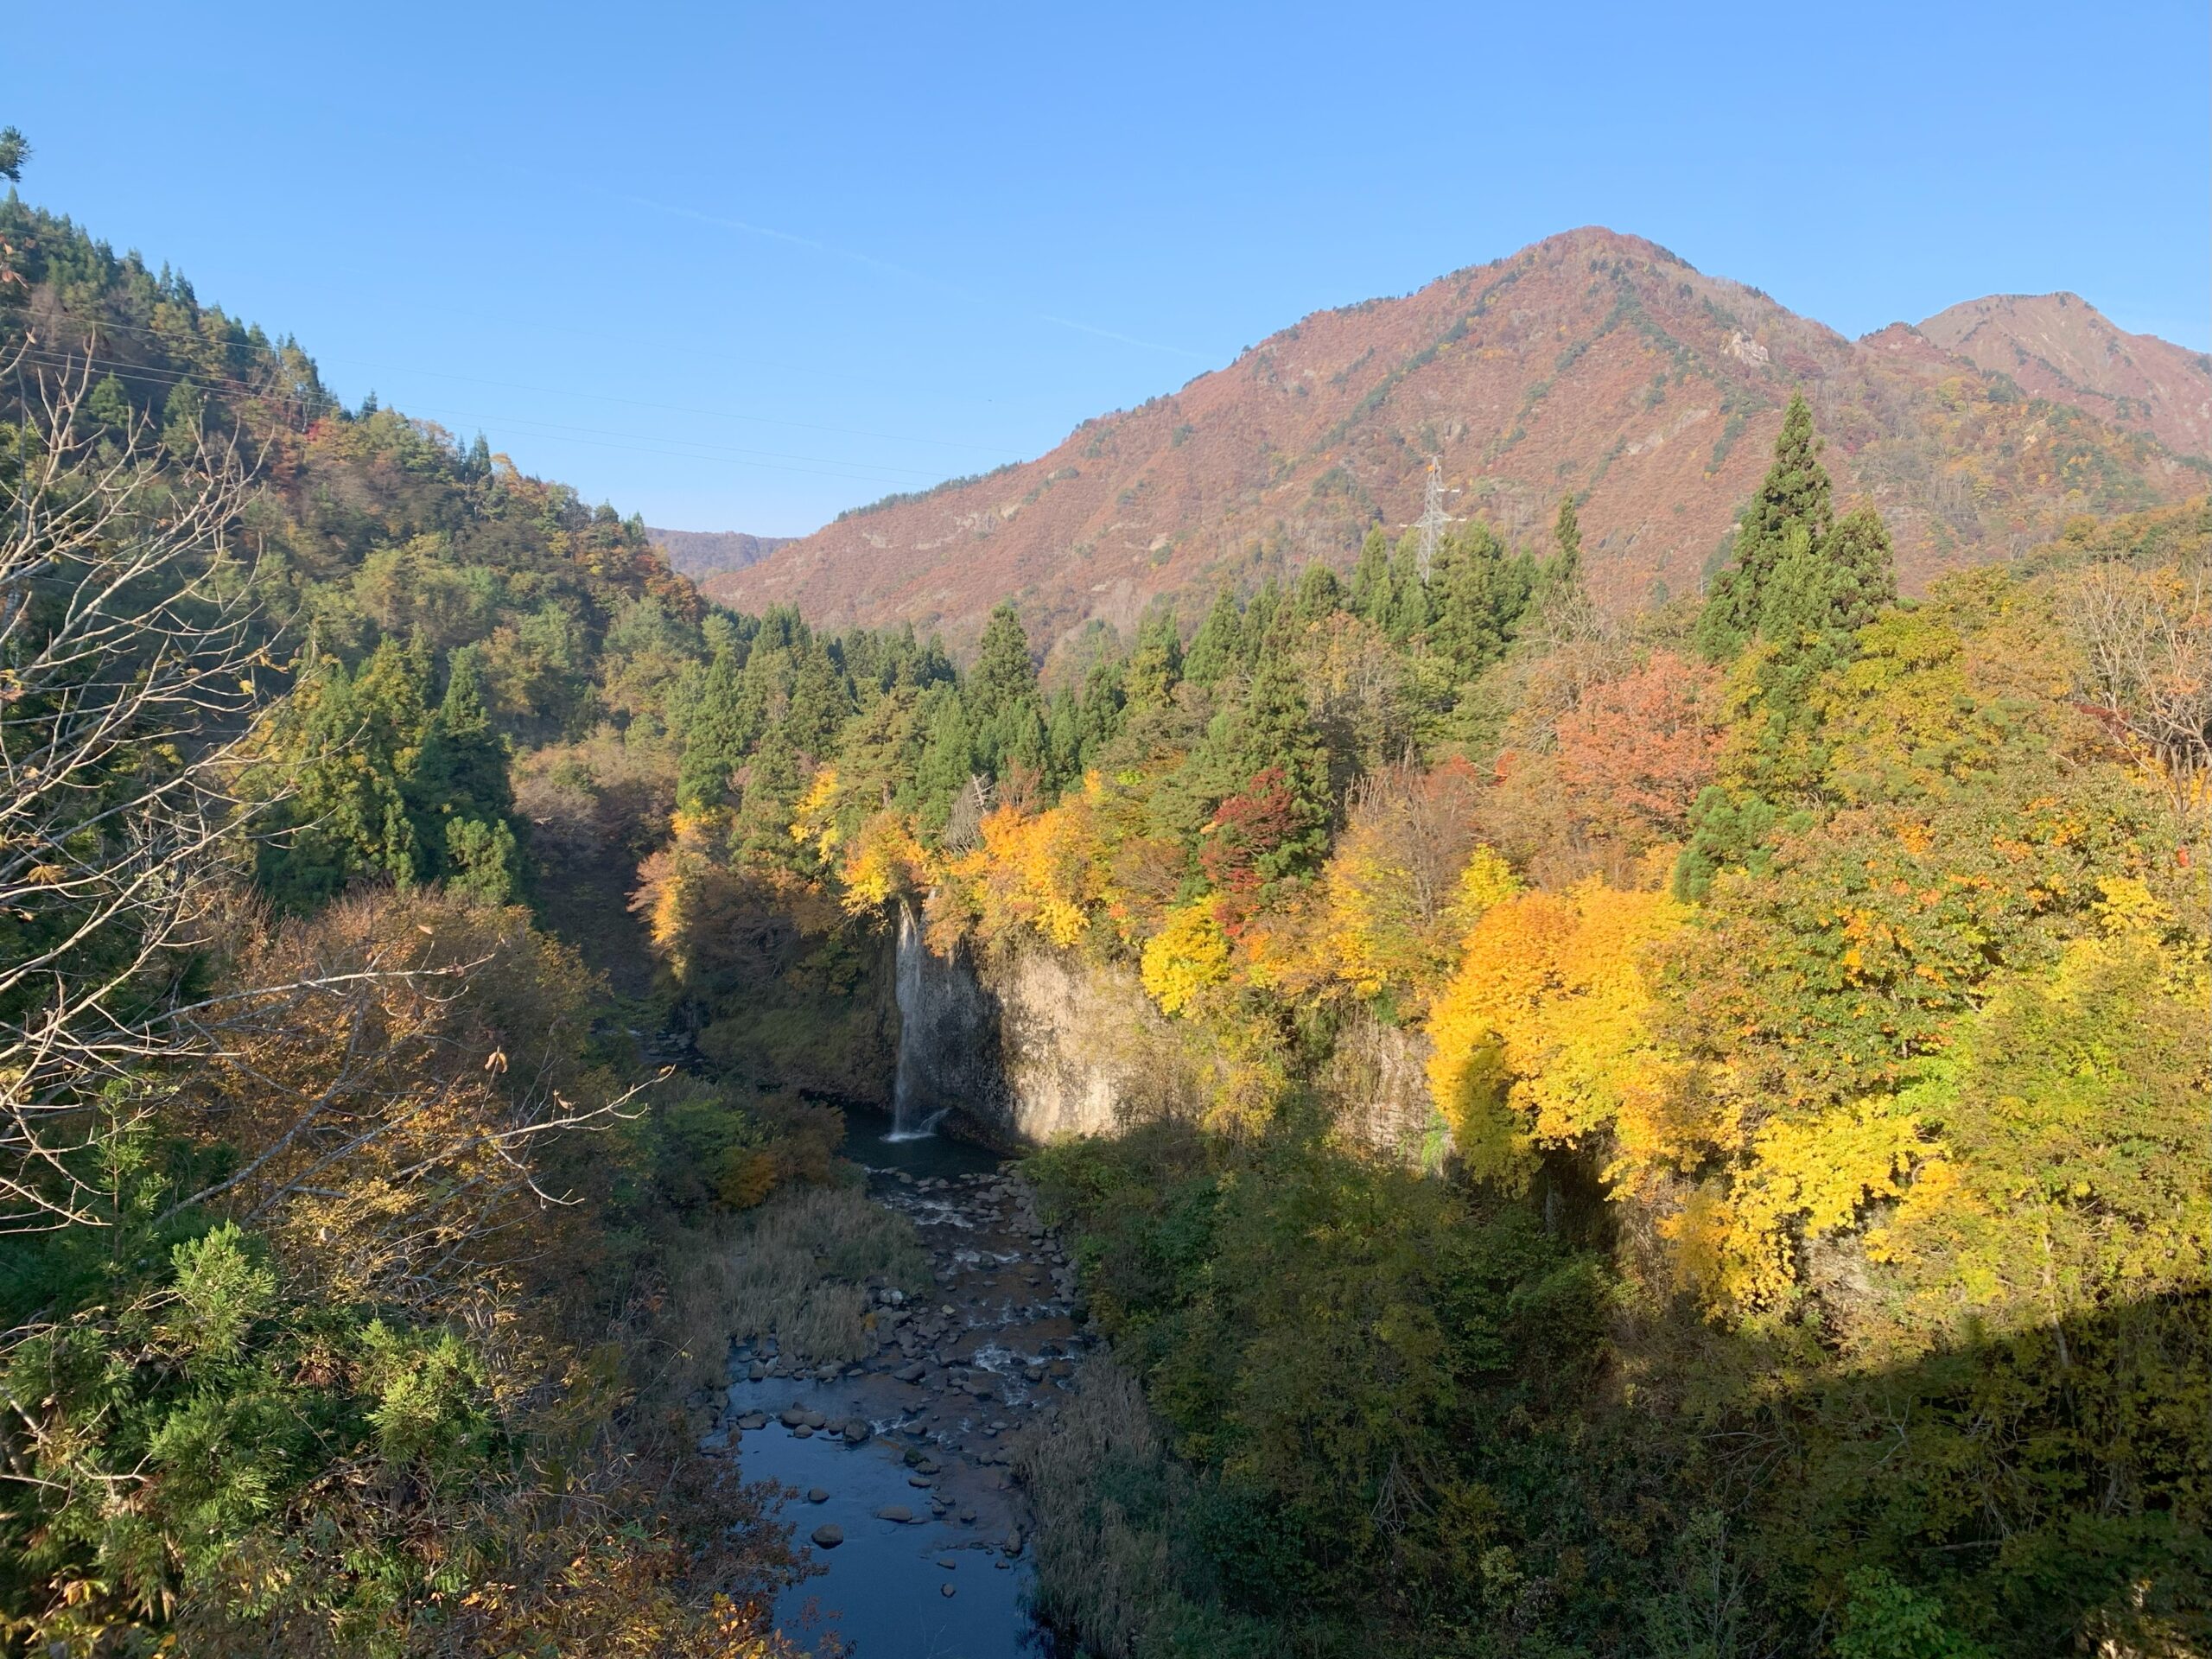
[1696,392,1835,660]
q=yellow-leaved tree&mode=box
[1425,872,1694,1191]
[1141,899,1231,1016]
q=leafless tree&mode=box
[0,346,276,1229]
[2066,562,2211,838]
[0,347,639,1238]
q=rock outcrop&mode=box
[893,907,1199,1147]
[892,906,1439,1159]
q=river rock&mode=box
[876,1504,913,1522]
[842,1420,868,1443]
[810,1524,842,1548]
[1003,1528,1024,1554]
[940,1583,957,1598]
[806,1487,829,1503]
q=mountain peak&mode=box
[707,233,2205,660]
[1918,292,2212,456]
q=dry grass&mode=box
[662,1185,930,1392]
[1014,1359,1192,1659]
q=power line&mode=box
[19,304,1015,456]
[9,346,963,489]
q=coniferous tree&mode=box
[967,603,1039,727]
[1041,688,1092,793]
[1429,523,1533,682]
[912,685,978,832]
[1240,578,1284,670]
[1552,492,1583,588]
[260,642,428,906]
[1215,615,1332,876]
[783,632,854,761]
[1291,561,1344,625]
[1183,589,1243,686]
[1762,503,1897,640]
[1122,607,1184,711]
[1349,526,1392,624]
[1695,393,1835,660]
[1076,658,1128,762]
[677,645,754,809]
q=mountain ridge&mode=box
[645,526,793,582]
[706,226,2206,662]
[1914,290,2212,459]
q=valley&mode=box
[0,121,2205,1659]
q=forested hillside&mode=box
[648,527,794,582]
[0,185,836,1655]
[1919,292,2212,460]
[648,395,2212,1655]
[709,227,2209,664]
[1,160,2205,1659]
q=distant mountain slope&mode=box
[1916,292,2212,461]
[646,526,793,582]
[708,227,2205,662]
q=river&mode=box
[706,1122,1084,1657]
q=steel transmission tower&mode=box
[1407,455,1459,580]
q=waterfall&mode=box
[887,899,945,1140]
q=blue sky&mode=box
[10,1,2205,535]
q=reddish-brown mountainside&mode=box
[708,228,2206,661]
[645,526,792,582]
[1916,292,2212,461]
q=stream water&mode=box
[707,1118,1083,1656]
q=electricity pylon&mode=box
[1406,456,1459,580]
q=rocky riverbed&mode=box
[706,1141,1087,1656]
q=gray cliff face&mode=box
[891,904,1198,1148]
[889,902,1005,1137]
[1321,1011,1446,1167]
[890,904,1440,1161]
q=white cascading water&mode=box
[886,899,945,1140]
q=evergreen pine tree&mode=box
[1122,607,1184,710]
[1386,536,1431,642]
[1183,589,1243,686]
[1217,616,1332,876]
[1240,578,1284,669]
[1349,526,1392,624]
[1695,393,1835,660]
[783,633,854,760]
[1291,561,1344,625]
[1552,492,1583,587]
[1076,657,1128,763]
[677,645,753,809]
[911,687,978,834]
[410,647,514,883]
[1429,523,1529,681]
[967,603,1039,726]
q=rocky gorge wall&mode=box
[891,902,1439,1160]
[891,902,1200,1147]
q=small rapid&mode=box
[707,1139,1088,1656]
